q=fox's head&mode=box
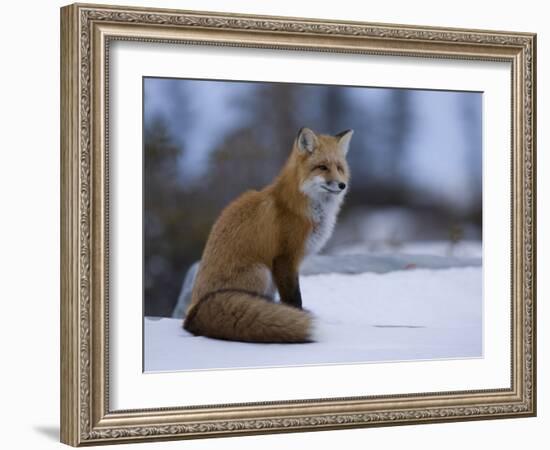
[294,127,353,201]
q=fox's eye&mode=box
[337,165,344,173]
[317,165,328,171]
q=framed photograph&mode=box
[60,3,537,446]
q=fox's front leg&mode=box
[272,256,302,309]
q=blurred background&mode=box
[143,77,482,317]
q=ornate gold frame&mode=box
[60,3,536,446]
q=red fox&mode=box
[183,127,353,343]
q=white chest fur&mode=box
[305,193,343,255]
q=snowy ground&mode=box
[332,240,482,259]
[144,266,482,372]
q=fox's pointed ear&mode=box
[296,127,318,154]
[335,129,354,155]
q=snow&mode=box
[172,253,481,318]
[333,240,482,259]
[145,267,482,372]
[300,252,480,276]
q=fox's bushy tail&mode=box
[183,289,313,343]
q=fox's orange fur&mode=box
[183,127,353,343]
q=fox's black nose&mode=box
[338,182,346,190]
